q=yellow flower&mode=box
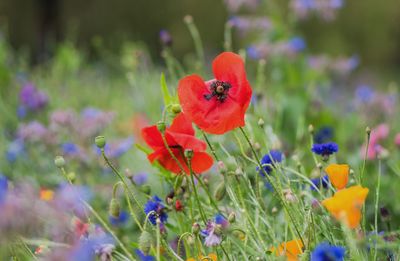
[270,239,304,261]
[40,189,54,201]
[187,253,217,261]
[325,164,349,190]
[322,185,369,229]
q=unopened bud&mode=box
[184,149,194,159]
[228,212,236,223]
[214,181,226,201]
[95,136,106,149]
[157,121,166,132]
[254,142,261,151]
[139,230,153,254]
[183,15,193,24]
[217,161,227,174]
[67,172,76,183]
[366,126,371,135]
[258,118,265,128]
[109,198,120,218]
[171,104,181,114]
[192,222,200,234]
[308,124,314,135]
[54,156,65,168]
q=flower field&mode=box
[1,1,400,260]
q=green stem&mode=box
[188,158,208,225]
[373,159,382,261]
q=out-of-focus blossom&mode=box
[395,133,400,147]
[135,249,155,261]
[355,84,375,103]
[290,0,344,21]
[187,253,218,261]
[308,55,358,75]
[288,36,306,52]
[201,214,229,247]
[311,242,345,260]
[224,0,260,13]
[55,184,92,218]
[0,175,8,204]
[17,121,50,142]
[310,175,329,190]
[314,126,334,143]
[159,29,172,46]
[40,188,54,201]
[131,172,148,185]
[6,139,25,162]
[19,82,48,112]
[109,210,129,226]
[361,124,389,160]
[62,142,81,155]
[229,16,271,36]
[100,137,134,158]
[270,239,304,261]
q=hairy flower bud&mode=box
[54,155,65,168]
[95,136,106,149]
[214,181,226,201]
[157,121,166,133]
[192,222,200,235]
[109,198,121,218]
[228,212,236,223]
[171,104,181,114]
[139,230,153,254]
[257,118,265,128]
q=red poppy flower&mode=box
[141,113,213,174]
[178,52,252,134]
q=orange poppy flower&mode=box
[325,164,349,190]
[178,52,252,134]
[187,253,217,261]
[40,189,54,201]
[270,239,304,261]
[322,185,369,229]
[141,113,213,174]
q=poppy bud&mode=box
[142,185,151,195]
[257,118,265,128]
[109,198,120,219]
[171,104,181,114]
[228,212,236,223]
[67,172,76,183]
[157,121,166,133]
[214,181,226,201]
[184,149,194,160]
[54,155,65,168]
[95,136,106,149]
[192,222,200,235]
[175,199,184,211]
[308,124,314,135]
[139,230,154,254]
[366,126,371,135]
[254,142,261,151]
[183,15,193,24]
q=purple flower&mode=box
[201,214,229,247]
[19,83,48,111]
[17,121,49,142]
[159,30,172,46]
[62,142,80,155]
[311,242,345,260]
[355,85,375,103]
[144,196,168,225]
[135,249,155,261]
[132,172,148,185]
[109,210,129,226]
[288,36,306,52]
[56,184,92,218]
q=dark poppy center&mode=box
[204,80,231,102]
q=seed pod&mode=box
[54,156,65,168]
[228,212,236,223]
[192,222,200,235]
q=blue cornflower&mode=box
[311,242,345,261]
[314,127,334,144]
[310,175,330,191]
[247,45,261,60]
[135,249,155,261]
[132,172,148,185]
[289,36,306,52]
[0,175,8,204]
[311,142,338,157]
[257,150,284,176]
[109,210,129,226]
[355,85,375,103]
[144,196,168,225]
[6,139,25,163]
[62,142,80,155]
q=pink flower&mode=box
[361,124,389,160]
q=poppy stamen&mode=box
[204,81,231,102]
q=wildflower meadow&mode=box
[1,1,400,260]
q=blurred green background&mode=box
[0,0,399,72]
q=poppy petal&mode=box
[168,132,207,151]
[148,148,189,174]
[168,112,195,136]
[190,152,214,173]
[141,126,164,149]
